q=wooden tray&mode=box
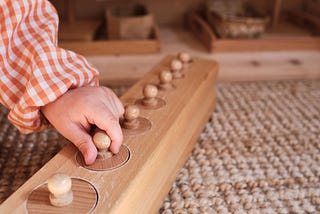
[187,12,320,52]
[59,25,161,56]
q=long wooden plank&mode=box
[60,39,160,56]
[0,55,218,213]
[59,27,161,56]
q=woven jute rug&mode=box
[0,80,319,213]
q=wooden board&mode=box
[59,26,161,56]
[58,20,101,41]
[287,9,320,34]
[0,55,218,213]
[187,13,320,52]
[86,27,320,88]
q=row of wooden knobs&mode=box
[47,52,192,207]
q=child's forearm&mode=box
[0,0,99,133]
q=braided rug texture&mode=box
[160,80,320,214]
[0,80,319,214]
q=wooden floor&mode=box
[85,27,320,87]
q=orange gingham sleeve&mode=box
[0,0,99,133]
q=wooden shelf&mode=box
[187,13,320,52]
[83,27,320,87]
[59,26,161,56]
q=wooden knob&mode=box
[143,84,158,99]
[124,104,140,122]
[178,52,191,63]
[123,104,140,130]
[159,70,173,84]
[170,59,182,71]
[48,173,73,207]
[93,130,113,159]
[93,130,111,151]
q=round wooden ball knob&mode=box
[143,84,158,99]
[124,104,140,121]
[48,174,72,197]
[159,70,173,83]
[170,59,183,71]
[48,173,73,207]
[93,131,111,151]
[178,52,191,63]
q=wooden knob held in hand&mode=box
[93,130,111,151]
[93,130,113,159]
[48,173,73,207]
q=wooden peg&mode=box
[123,104,140,130]
[178,52,191,64]
[47,174,73,207]
[170,59,183,71]
[170,59,184,79]
[158,70,174,91]
[93,130,113,159]
[142,84,158,106]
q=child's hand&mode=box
[40,86,124,165]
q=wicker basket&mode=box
[205,0,269,38]
[106,4,154,40]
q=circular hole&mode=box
[27,178,98,213]
[76,145,130,171]
[135,97,166,110]
[121,116,152,135]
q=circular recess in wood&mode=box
[135,97,166,110]
[27,178,97,213]
[158,83,176,91]
[76,145,130,171]
[172,70,184,79]
[121,116,152,135]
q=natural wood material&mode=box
[58,0,101,42]
[106,4,154,40]
[26,178,97,213]
[58,20,101,42]
[76,145,130,171]
[158,70,175,91]
[59,26,161,55]
[0,55,218,213]
[135,84,166,110]
[287,9,320,34]
[272,0,283,28]
[187,12,320,52]
[85,28,320,88]
[47,174,73,207]
[170,59,184,79]
[93,130,113,159]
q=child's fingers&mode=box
[64,124,98,165]
[87,105,123,154]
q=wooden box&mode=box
[187,12,320,52]
[106,4,154,40]
[205,0,269,38]
[58,5,160,56]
